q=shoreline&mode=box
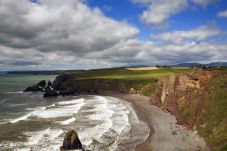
[100,91,208,151]
[100,91,153,151]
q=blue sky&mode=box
[0,0,226,70]
[87,0,227,40]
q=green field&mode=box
[77,67,191,80]
[63,67,192,96]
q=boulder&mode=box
[60,130,83,151]
[43,89,58,97]
[47,80,53,87]
[23,85,43,92]
[37,80,46,88]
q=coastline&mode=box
[100,91,208,151]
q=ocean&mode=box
[0,74,149,151]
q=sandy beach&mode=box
[100,91,208,151]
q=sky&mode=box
[0,0,227,71]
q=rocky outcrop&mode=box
[60,130,83,151]
[53,74,77,90]
[150,71,214,127]
[43,89,58,97]
[58,89,77,97]
[23,80,52,92]
[23,85,43,92]
[37,80,46,88]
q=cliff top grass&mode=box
[76,67,192,80]
[197,71,227,151]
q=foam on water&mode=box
[57,98,85,105]
[9,98,85,123]
[25,128,63,145]
[10,107,46,123]
[2,96,150,151]
[33,103,84,118]
[4,91,23,94]
[10,112,33,123]
[59,117,76,125]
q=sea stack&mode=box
[60,130,83,151]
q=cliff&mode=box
[149,71,227,151]
[52,68,227,151]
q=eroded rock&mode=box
[60,130,83,151]
[43,89,58,97]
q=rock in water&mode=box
[23,85,43,92]
[47,80,53,87]
[37,80,46,88]
[60,130,83,151]
[43,89,58,97]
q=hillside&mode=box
[53,67,227,151]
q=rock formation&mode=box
[43,89,58,97]
[150,71,214,127]
[60,130,83,151]
[37,80,46,88]
[24,80,49,92]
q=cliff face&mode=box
[53,76,157,95]
[150,71,214,127]
[150,71,227,151]
[53,70,227,150]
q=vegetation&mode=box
[70,67,191,96]
[197,71,227,151]
[56,67,227,150]
[77,67,191,80]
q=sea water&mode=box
[0,74,149,151]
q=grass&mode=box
[77,67,192,80]
[197,71,227,151]
[59,67,190,96]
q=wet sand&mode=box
[100,91,208,151]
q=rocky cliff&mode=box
[149,71,214,127]
[149,71,227,151]
[50,70,226,151]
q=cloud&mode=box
[132,0,220,28]
[217,10,227,18]
[151,25,222,43]
[0,0,140,69]
[0,0,226,70]
[133,0,188,27]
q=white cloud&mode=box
[133,0,188,27]
[0,0,140,69]
[132,0,220,28]
[0,0,226,70]
[0,0,139,52]
[151,25,221,43]
[217,10,227,18]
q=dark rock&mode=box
[58,89,77,97]
[93,89,98,94]
[60,130,83,150]
[44,86,51,90]
[23,86,33,92]
[23,85,43,92]
[43,89,58,97]
[47,80,53,87]
[37,80,46,88]
[53,74,76,90]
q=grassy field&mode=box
[77,67,192,80]
[65,67,192,96]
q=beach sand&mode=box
[100,91,208,151]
